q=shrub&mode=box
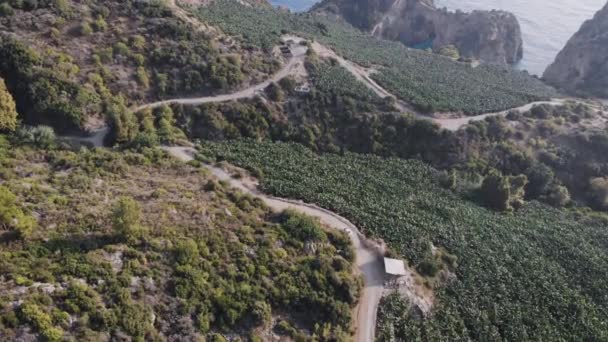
[279,209,327,241]
[174,239,199,265]
[93,16,107,32]
[52,0,71,17]
[50,27,61,40]
[79,22,93,36]
[249,301,271,327]
[19,303,63,342]
[15,125,56,148]
[113,42,130,57]
[132,35,146,51]
[417,259,441,277]
[437,45,460,60]
[132,54,145,67]
[136,67,150,89]
[0,186,36,239]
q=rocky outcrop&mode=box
[543,3,608,98]
[313,0,523,65]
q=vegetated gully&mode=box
[163,147,386,342]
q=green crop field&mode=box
[307,60,382,104]
[195,0,557,114]
[200,140,608,341]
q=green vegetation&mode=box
[0,35,100,132]
[201,140,608,340]
[0,140,360,340]
[479,172,527,211]
[0,0,280,134]
[437,45,460,60]
[0,185,36,239]
[196,0,556,114]
[306,57,381,104]
[111,196,145,242]
[0,77,17,131]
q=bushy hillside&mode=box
[0,0,278,132]
[0,136,360,341]
[201,140,608,341]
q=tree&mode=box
[111,197,144,242]
[0,78,18,131]
[480,172,528,211]
[279,209,326,241]
[106,95,138,144]
[266,82,284,101]
[589,177,608,210]
[524,163,554,199]
[480,172,511,211]
[509,174,528,210]
[545,184,570,207]
[155,105,184,143]
[0,3,14,16]
[249,301,271,327]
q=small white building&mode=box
[294,85,311,94]
[384,258,407,277]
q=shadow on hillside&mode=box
[43,234,117,253]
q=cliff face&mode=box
[313,0,523,65]
[543,3,608,98]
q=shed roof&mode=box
[384,258,407,276]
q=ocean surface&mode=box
[270,0,605,76]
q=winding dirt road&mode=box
[134,44,307,112]
[130,28,569,132]
[433,99,567,131]
[163,146,386,342]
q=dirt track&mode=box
[134,44,307,112]
[163,146,386,342]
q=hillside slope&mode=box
[0,0,279,133]
[0,137,360,341]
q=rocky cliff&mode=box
[312,0,523,65]
[543,3,608,98]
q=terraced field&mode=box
[200,140,608,341]
[195,0,557,114]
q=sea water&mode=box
[270,0,605,76]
